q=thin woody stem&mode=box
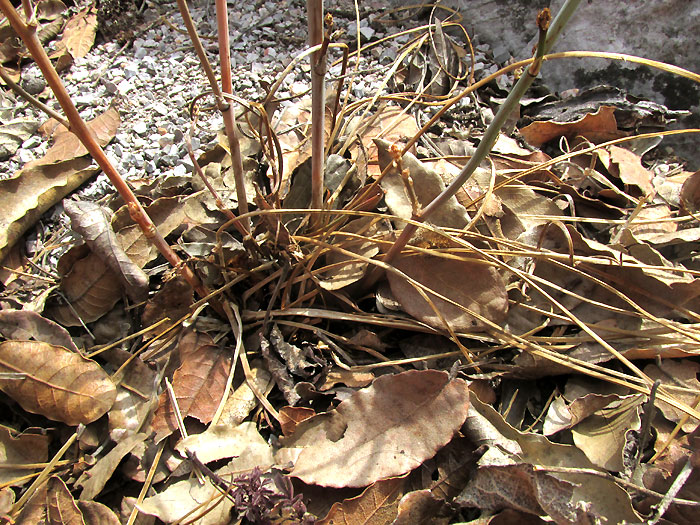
[307,0,325,226]
[0,0,209,300]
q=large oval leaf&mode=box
[279,369,469,487]
[0,341,116,425]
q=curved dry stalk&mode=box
[0,0,210,300]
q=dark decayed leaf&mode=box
[0,427,49,486]
[47,476,86,525]
[0,309,77,351]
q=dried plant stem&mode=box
[215,0,250,233]
[174,0,250,234]
[307,0,326,225]
[0,0,210,300]
[382,0,581,264]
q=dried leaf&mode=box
[47,476,85,525]
[151,332,232,442]
[279,406,316,436]
[0,309,77,351]
[0,158,99,264]
[64,200,148,302]
[175,422,274,467]
[217,364,272,425]
[77,433,146,500]
[606,145,653,195]
[318,476,405,525]
[376,138,470,230]
[76,500,121,525]
[27,107,119,168]
[0,427,49,486]
[36,0,68,21]
[519,106,622,147]
[279,370,470,487]
[393,489,453,525]
[388,253,508,332]
[0,340,116,425]
[47,245,124,326]
[61,7,97,58]
[645,360,700,433]
[680,169,700,213]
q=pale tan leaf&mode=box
[60,7,97,59]
[64,199,148,302]
[0,487,14,516]
[388,253,508,332]
[318,217,383,290]
[571,395,642,471]
[0,159,99,264]
[176,422,274,466]
[76,500,121,525]
[36,0,67,21]
[77,433,146,500]
[376,138,470,230]
[0,341,116,425]
[216,364,272,426]
[280,369,470,487]
[46,245,123,326]
[318,477,405,525]
[151,333,232,442]
[138,475,233,525]
[0,427,49,486]
[645,360,700,433]
[47,476,85,525]
[0,119,39,159]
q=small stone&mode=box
[117,79,134,95]
[103,80,118,94]
[21,72,46,95]
[21,136,42,149]
[172,164,187,176]
[133,122,148,135]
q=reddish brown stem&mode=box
[0,0,209,299]
[215,0,251,234]
[307,0,325,226]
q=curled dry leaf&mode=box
[0,340,116,426]
[519,105,622,147]
[175,422,274,467]
[0,309,77,351]
[388,253,508,332]
[279,369,470,488]
[64,200,148,302]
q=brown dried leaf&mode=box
[47,476,85,525]
[318,476,405,525]
[60,7,97,59]
[376,138,470,229]
[15,481,48,524]
[36,0,68,21]
[0,158,99,264]
[456,463,588,524]
[0,427,49,486]
[64,200,148,302]
[47,244,123,326]
[76,500,121,525]
[77,433,146,500]
[279,369,470,487]
[175,422,274,466]
[27,108,119,167]
[0,309,77,351]
[279,406,316,436]
[645,360,700,433]
[0,340,116,425]
[388,253,508,332]
[680,169,700,213]
[151,333,232,442]
[393,489,452,525]
[519,106,622,147]
[606,145,653,195]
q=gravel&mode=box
[2,0,499,197]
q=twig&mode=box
[648,458,696,523]
[307,0,326,226]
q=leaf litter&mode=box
[0,1,699,524]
